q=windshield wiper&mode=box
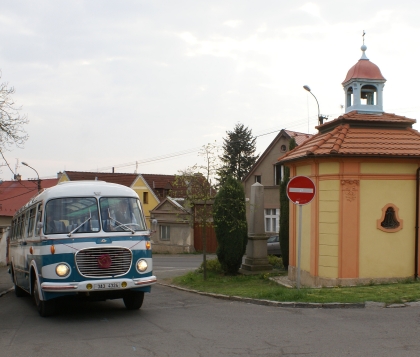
[68,215,92,237]
[108,209,135,234]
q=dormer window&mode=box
[361,84,377,105]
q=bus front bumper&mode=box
[41,276,157,292]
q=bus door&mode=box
[15,212,30,291]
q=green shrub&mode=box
[197,258,223,274]
[213,175,247,275]
[267,255,284,269]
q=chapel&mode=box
[279,43,420,286]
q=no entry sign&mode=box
[287,176,316,205]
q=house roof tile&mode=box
[0,178,59,218]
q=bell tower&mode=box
[342,41,386,114]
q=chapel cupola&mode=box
[342,43,386,114]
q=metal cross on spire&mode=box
[362,30,366,44]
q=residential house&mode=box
[242,130,312,235]
[150,197,194,253]
[151,172,218,254]
[0,177,59,265]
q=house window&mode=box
[274,165,282,185]
[265,209,279,233]
[160,225,170,240]
[280,145,287,152]
[255,175,261,183]
[143,192,148,204]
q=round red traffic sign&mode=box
[287,176,316,205]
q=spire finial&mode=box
[360,30,368,60]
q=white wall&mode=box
[0,228,9,266]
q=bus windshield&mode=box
[45,197,100,234]
[100,197,146,232]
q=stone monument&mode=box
[240,182,272,273]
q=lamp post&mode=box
[303,85,327,125]
[21,161,41,193]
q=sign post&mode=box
[286,176,316,289]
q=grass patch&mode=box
[171,271,420,304]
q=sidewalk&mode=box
[0,265,13,297]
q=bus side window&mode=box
[11,220,16,241]
[35,204,43,237]
[27,207,36,238]
[23,211,30,239]
[16,216,21,240]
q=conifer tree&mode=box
[217,123,259,185]
[213,175,247,275]
[279,137,297,269]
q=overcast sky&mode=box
[1,0,419,180]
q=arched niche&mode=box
[376,203,403,233]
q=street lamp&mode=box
[21,161,41,193]
[303,85,328,125]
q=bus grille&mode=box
[75,247,132,278]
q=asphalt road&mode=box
[2,254,420,356]
[153,253,214,280]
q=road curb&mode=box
[0,287,13,298]
[157,282,366,309]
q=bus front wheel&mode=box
[123,291,144,310]
[33,275,55,317]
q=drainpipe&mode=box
[415,167,420,280]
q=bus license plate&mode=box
[94,282,121,290]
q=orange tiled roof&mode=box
[141,174,176,190]
[0,178,59,218]
[284,130,313,146]
[279,111,420,163]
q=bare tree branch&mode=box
[0,74,29,151]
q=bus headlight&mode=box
[56,264,70,277]
[136,259,148,272]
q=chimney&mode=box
[57,171,63,179]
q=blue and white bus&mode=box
[8,180,156,317]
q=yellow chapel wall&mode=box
[318,162,340,278]
[295,165,312,273]
[359,162,417,278]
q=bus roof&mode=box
[14,181,139,216]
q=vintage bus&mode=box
[8,180,156,317]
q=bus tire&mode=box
[123,291,144,310]
[33,275,55,317]
[12,268,27,297]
